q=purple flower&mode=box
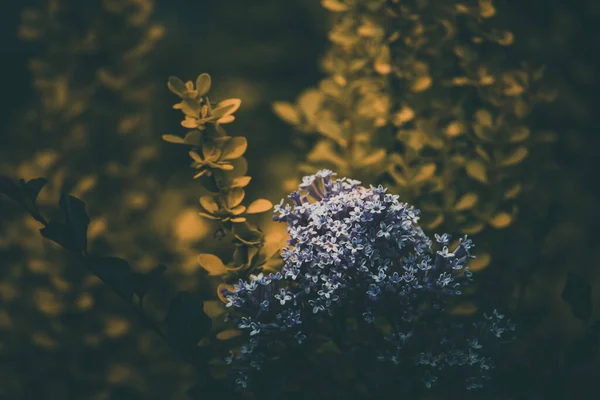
[222,170,515,393]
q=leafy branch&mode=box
[0,175,214,393]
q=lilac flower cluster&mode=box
[221,170,515,393]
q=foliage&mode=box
[273,0,558,270]
[2,0,600,398]
[0,1,199,398]
[163,73,282,289]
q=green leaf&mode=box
[498,146,528,167]
[466,160,488,184]
[87,257,134,301]
[562,272,593,321]
[59,193,90,253]
[164,291,212,351]
[272,101,301,125]
[246,199,273,214]
[167,76,187,97]
[221,137,247,161]
[197,254,228,276]
[195,73,211,96]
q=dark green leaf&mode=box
[164,291,212,352]
[127,264,167,301]
[0,175,24,203]
[59,193,90,253]
[87,256,134,301]
[22,178,48,204]
[567,334,599,367]
[561,272,593,321]
[40,221,78,252]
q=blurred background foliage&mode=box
[0,0,599,398]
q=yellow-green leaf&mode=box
[498,146,528,167]
[226,188,245,209]
[307,140,347,168]
[216,99,242,116]
[478,0,495,18]
[413,163,436,183]
[475,146,491,162]
[195,73,211,96]
[181,117,198,129]
[221,137,248,161]
[199,195,219,213]
[475,109,493,127]
[425,214,444,229]
[489,212,512,229]
[388,166,408,186]
[411,76,432,92]
[189,150,203,163]
[203,300,225,318]
[162,134,186,144]
[444,121,464,137]
[316,119,346,146]
[229,176,252,188]
[322,0,349,12]
[272,102,301,125]
[216,329,242,340]
[298,89,324,123]
[509,127,530,143]
[167,76,187,97]
[449,302,477,316]
[466,160,488,184]
[503,184,522,200]
[217,115,235,124]
[461,222,485,235]
[454,193,479,211]
[357,149,386,167]
[197,254,228,276]
[246,199,273,214]
[469,252,491,272]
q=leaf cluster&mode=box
[273,0,558,269]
